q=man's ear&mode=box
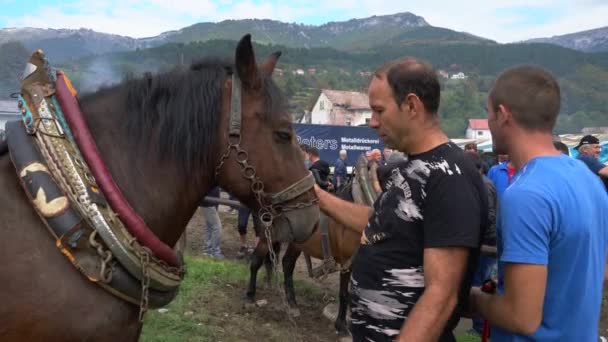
[404,93,422,117]
[497,104,512,125]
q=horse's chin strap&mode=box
[270,173,315,205]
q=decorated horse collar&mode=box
[7,50,183,319]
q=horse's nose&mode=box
[276,205,320,243]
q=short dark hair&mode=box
[299,144,310,152]
[308,147,320,157]
[463,150,483,172]
[553,141,570,156]
[489,65,560,132]
[375,57,440,114]
[464,143,477,151]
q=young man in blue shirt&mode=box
[469,65,608,341]
[575,134,608,191]
[486,158,515,200]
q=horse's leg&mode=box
[246,242,268,303]
[335,269,352,337]
[282,244,302,311]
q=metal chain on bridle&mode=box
[214,73,317,340]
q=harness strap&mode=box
[319,213,333,264]
[5,121,178,308]
[355,154,377,206]
[55,70,179,267]
[229,74,242,137]
[271,172,315,205]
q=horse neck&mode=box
[78,93,215,247]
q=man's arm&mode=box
[471,263,547,334]
[471,189,550,335]
[315,185,372,233]
[598,166,608,178]
[580,155,608,178]
[397,247,469,341]
[398,166,483,340]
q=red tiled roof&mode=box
[322,89,369,110]
[468,118,489,130]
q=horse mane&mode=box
[79,57,288,177]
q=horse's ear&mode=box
[260,51,282,76]
[235,34,261,88]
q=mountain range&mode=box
[1,12,606,62]
[526,26,608,53]
[1,12,607,135]
[2,12,495,62]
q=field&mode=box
[140,209,607,341]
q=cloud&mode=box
[2,0,607,42]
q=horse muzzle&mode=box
[272,204,319,243]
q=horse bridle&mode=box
[214,73,317,230]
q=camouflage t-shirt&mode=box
[350,142,486,342]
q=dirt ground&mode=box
[184,206,608,340]
[184,206,345,342]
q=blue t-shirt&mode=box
[487,161,511,200]
[493,155,608,341]
[577,154,608,191]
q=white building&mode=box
[465,118,492,140]
[0,100,20,129]
[309,89,371,126]
[450,72,468,80]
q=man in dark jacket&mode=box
[463,151,497,336]
[308,147,331,191]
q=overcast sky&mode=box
[0,0,606,43]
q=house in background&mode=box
[0,100,19,129]
[450,72,468,80]
[581,127,608,134]
[465,118,492,140]
[437,70,449,79]
[309,89,371,126]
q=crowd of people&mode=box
[155,56,608,342]
[312,60,608,342]
[191,58,608,342]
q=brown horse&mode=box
[247,181,362,337]
[0,35,319,341]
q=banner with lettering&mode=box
[294,123,384,167]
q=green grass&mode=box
[457,334,481,342]
[140,256,245,342]
[140,255,327,342]
[141,255,485,341]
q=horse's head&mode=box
[215,34,319,243]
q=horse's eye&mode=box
[274,131,292,142]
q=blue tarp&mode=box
[294,123,384,167]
